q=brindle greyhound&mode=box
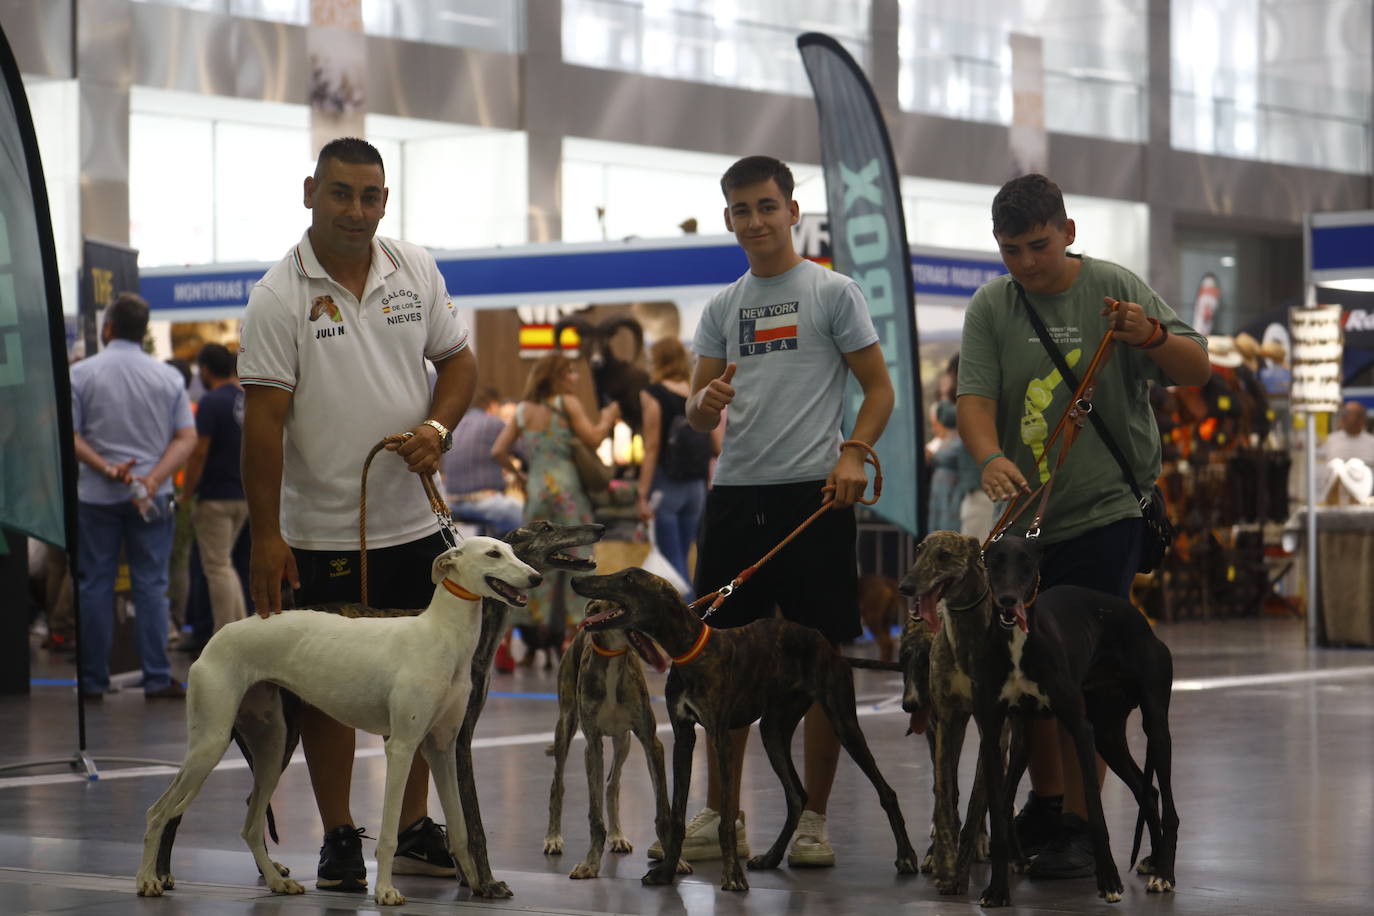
[969,532,1178,906]
[897,530,1003,895]
[571,567,919,892]
[148,520,605,900]
[543,601,690,879]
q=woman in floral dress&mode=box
[492,353,619,632]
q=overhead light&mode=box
[438,12,495,27]
[1219,256,1235,267]
[1320,278,1374,292]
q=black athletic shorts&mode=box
[693,480,860,645]
[290,531,449,611]
[1038,517,1143,600]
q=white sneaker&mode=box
[788,809,835,867]
[647,807,749,861]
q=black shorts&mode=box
[1038,517,1143,599]
[693,481,860,645]
[290,531,448,611]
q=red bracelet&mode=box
[1133,317,1164,350]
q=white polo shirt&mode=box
[239,231,469,551]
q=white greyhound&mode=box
[134,536,541,906]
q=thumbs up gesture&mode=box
[698,362,737,420]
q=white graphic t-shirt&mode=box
[693,259,878,486]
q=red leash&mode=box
[689,440,882,620]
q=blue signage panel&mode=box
[1312,223,1374,272]
[141,269,266,313]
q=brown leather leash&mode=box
[984,320,1118,548]
[689,440,882,620]
[359,433,456,607]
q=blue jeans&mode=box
[653,477,706,597]
[77,498,176,692]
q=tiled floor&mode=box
[3,615,1372,914]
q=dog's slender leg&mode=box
[1058,709,1123,903]
[1093,711,1166,881]
[238,706,304,895]
[921,723,938,873]
[955,745,990,890]
[1003,718,1029,869]
[711,725,748,891]
[455,603,510,893]
[543,639,581,857]
[643,712,692,887]
[373,738,421,906]
[1140,683,1178,892]
[571,733,608,878]
[932,709,969,893]
[634,715,690,875]
[136,670,243,897]
[605,732,633,854]
[749,700,809,871]
[820,667,919,876]
[975,700,1012,907]
[421,733,485,896]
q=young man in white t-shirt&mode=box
[239,137,476,893]
[650,155,893,867]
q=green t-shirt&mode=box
[957,256,1205,544]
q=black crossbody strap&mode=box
[1014,281,1147,507]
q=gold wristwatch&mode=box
[423,418,453,452]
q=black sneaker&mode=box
[317,825,368,892]
[1013,791,1063,858]
[393,816,457,877]
[1028,813,1096,879]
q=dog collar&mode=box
[945,583,990,612]
[671,625,712,665]
[442,578,482,601]
[589,637,628,658]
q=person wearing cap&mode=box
[958,173,1209,880]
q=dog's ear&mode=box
[431,546,463,585]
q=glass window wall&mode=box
[563,0,870,96]
[898,0,1148,143]
[1172,0,1371,173]
[21,77,79,315]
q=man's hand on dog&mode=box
[982,456,1029,504]
[392,424,444,475]
[250,534,300,617]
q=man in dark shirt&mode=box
[182,343,248,632]
[442,387,523,537]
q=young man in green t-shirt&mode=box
[956,173,1209,879]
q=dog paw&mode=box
[895,854,920,876]
[160,873,175,890]
[272,860,290,878]
[642,866,675,886]
[474,880,513,898]
[978,885,1011,907]
[608,835,632,854]
[135,875,165,897]
[1011,857,1033,875]
[675,858,693,875]
[374,886,406,906]
[569,863,599,879]
[1099,882,1125,903]
[1146,876,1174,894]
[268,876,304,895]
[745,853,780,871]
[934,875,966,895]
[543,835,563,855]
[1135,854,1156,874]
[721,873,750,892]
[919,853,933,874]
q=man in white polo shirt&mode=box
[239,137,476,893]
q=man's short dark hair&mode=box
[106,292,149,342]
[992,173,1067,238]
[197,342,236,379]
[720,155,795,201]
[314,137,385,181]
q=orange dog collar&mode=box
[590,637,628,658]
[671,625,711,665]
[442,578,482,601]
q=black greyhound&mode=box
[973,532,1178,906]
[572,566,918,892]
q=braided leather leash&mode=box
[689,440,882,620]
[359,433,456,607]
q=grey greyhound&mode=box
[572,566,919,892]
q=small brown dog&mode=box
[858,574,903,663]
